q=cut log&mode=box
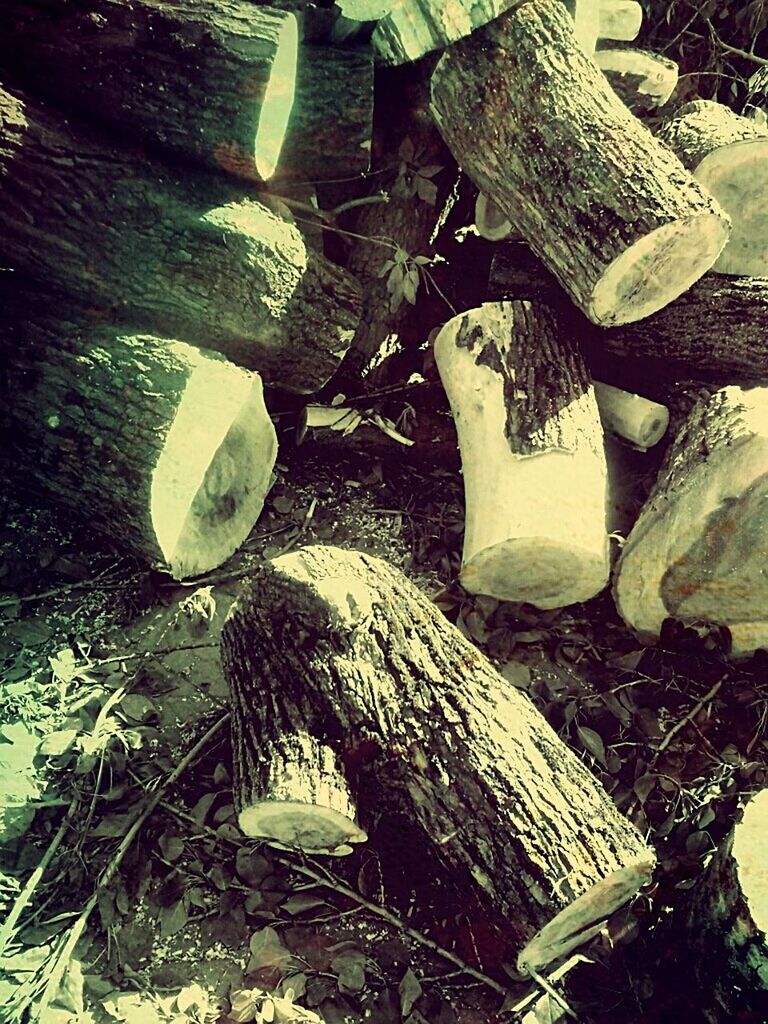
[271,43,373,184]
[489,247,768,386]
[474,192,519,242]
[675,790,768,1018]
[597,0,642,42]
[0,0,298,182]
[0,288,277,579]
[657,99,768,276]
[614,386,768,658]
[0,85,361,393]
[595,49,679,113]
[430,0,730,327]
[220,544,654,963]
[433,301,610,608]
[593,382,669,450]
[372,0,600,66]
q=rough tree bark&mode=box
[614,385,768,658]
[433,301,610,608]
[271,43,373,184]
[0,284,277,579]
[657,99,768,276]
[0,85,361,393]
[0,0,298,182]
[595,48,679,113]
[220,545,654,968]
[372,0,600,66]
[489,248,768,385]
[430,0,730,327]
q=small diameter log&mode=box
[0,0,298,182]
[474,192,519,242]
[0,301,277,579]
[430,0,730,327]
[595,49,679,114]
[657,100,768,276]
[434,301,610,608]
[221,544,654,961]
[676,790,768,1017]
[593,382,669,450]
[372,0,600,66]
[614,386,768,658]
[597,0,642,42]
[272,43,373,184]
[0,86,361,393]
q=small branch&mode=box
[705,16,768,67]
[93,641,218,667]
[654,678,724,757]
[331,193,390,217]
[35,713,230,1021]
[0,795,80,958]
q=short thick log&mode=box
[434,301,610,608]
[372,0,600,66]
[272,43,373,184]
[0,86,361,393]
[430,0,730,327]
[593,382,669,450]
[489,249,768,385]
[220,545,654,965]
[675,790,768,1018]
[597,0,642,42]
[0,0,298,182]
[657,100,768,276]
[614,386,768,658]
[474,193,519,242]
[595,49,679,113]
[0,290,277,579]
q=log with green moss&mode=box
[0,85,361,393]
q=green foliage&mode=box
[378,246,433,313]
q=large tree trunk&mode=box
[220,545,654,971]
[372,0,600,66]
[614,385,768,658]
[434,301,610,608]
[674,790,768,1021]
[489,247,768,386]
[0,0,298,182]
[595,48,679,114]
[656,100,768,276]
[0,85,361,394]
[271,43,374,184]
[0,283,277,579]
[430,0,730,327]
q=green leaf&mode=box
[90,811,138,838]
[576,725,608,767]
[281,894,328,916]
[236,849,271,887]
[398,968,423,1016]
[158,831,185,862]
[416,164,443,179]
[190,791,217,825]
[247,926,292,975]
[332,949,366,994]
[38,728,79,756]
[416,177,438,205]
[398,137,415,163]
[159,897,188,938]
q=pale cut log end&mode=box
[237,732,367,856]
[732,790,768,936]
[518,858,655,973]
[593,381,669,449]
[589,212,730,325]
[697,139,768,276]
[595,48,679,112]
[614,387,768,656]
[152,351,277,579]
[597,0,642,42]
[461,539,609,609]
[474,192,517,241]
[252,15,299,181]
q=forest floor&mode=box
[2,433,768,1024]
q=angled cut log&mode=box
[430,0,730,327]
[657,100,768,276]
[0,0,298,182]
[372,0,600,66]
[220,545,654,964]
[434,301,610,608]
[597,0,642,41]
[595,49,679,113]
[0,288,277,579]
[474,192,519,242]
[614,386,768,658]
[0,86,361,393]
[593,382,669,450]
[675,790,768,1018]
[271,43,373,184]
